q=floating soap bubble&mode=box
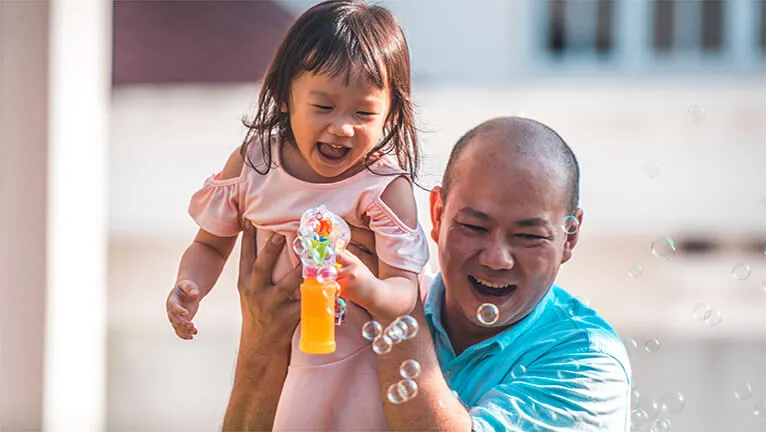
[623,337,638,359]
[372,335,393,355]
[644,339,661,353]
[731,262,751,281]
[660,392,685,413]
[693,303,712,321]
[561,215,580,235]
[362,320,382,341]
[396,315,419,340]
[632,389,641,406]
[753,401,766,417]
[401,378,419,399]
[385,321,405,344]
[735,382,753,401]
[628,264,643,278]
[642,159,661,178]
[400,359,421,379]
[651,418,672,432]
[688,105,707,123]
[630,409,650,429]
[477,303,500,326]
[651,236,676,260]
[705,309,723,327]
[386,382,406,405]
[511,364,527,379]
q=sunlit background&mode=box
[2,0,766,431]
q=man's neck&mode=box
[442,298,509,356]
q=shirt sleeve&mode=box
[188,170,246,237]
[470,350,631,432]
[365,196,430,274]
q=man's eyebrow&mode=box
[516,218,553,228]
[456,207,491,220]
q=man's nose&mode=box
[477,234,514,271]
[328,116,354,137]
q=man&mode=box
[223,117,631,431]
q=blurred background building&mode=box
[2,0,766,431]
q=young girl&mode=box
[165,1,429,429]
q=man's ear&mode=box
[429,187,445,244]
[561,208,584,264]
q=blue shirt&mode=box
[424,274,631,431]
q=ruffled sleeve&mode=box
[188,171,244,237]
[366,198,430,274]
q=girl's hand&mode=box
[166,279,201,340]
[335,249,378,310]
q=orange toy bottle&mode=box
[299,278,339,354]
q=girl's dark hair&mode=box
[241,0,419,181]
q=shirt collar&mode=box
[424,273,556,357]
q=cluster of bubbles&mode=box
[630,391,684,431]
[730,382,766,418]
[361,316,422,405]
[387,359,422,405]
[362,315,419,355]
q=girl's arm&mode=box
[167,149,244,338]
[337,176,421,320]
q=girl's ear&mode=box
[280,102,287,113]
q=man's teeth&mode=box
[472,276,511,289]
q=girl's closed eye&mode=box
[313,104,333,111]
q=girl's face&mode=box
[283,68,391,182]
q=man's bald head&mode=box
[441,116,580,214]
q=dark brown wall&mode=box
[113,0,294,85]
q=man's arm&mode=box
[373,296,473,431]
[222,227,302,431]
[222,331,290,431]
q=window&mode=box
[652,0,724,54]
[546,0,614,56]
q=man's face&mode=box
[430,138,582,331]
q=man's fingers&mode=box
[238,221,257,283]
[273,265,303,303]
[253,233,286,281]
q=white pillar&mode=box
[44,0,111,430]
[0,1,49,429]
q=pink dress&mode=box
[189,141,430,431]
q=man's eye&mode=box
[460,223,486,232]
[518,234,547,240]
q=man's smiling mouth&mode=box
[469,276,517,297]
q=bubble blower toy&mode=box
[293,205,351,354]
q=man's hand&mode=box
[237,222,302,350]
[166,279,201,340]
